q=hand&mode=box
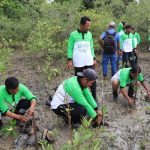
[18,115,28,122]
[67,60,73,69]
[96,109,102,117]
[128,98,134,105]
[27,107,34,118]
[93,60,97,67]
[96,115,103,125]
[147,91,150,97]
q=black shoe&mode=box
[113,91,118,100]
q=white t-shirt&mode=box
[51,83,74,109]
[73,41,93,67]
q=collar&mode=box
[125,31,130,35]
[77,77,84,90]
[77,29,87,34]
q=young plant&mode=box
[0,119,18,139]
[38,139,54,150]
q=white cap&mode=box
[108,21,116,27]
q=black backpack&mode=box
[103,31,116,54]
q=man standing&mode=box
[99,22,120,78]
[120,25,136,67]
[67,16,97,100]
[131,27,141,49]
[0,77,37,129]
[51,68,102,126]
[111,65,150,105]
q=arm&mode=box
[27,99,37,117]
[99,32,106,49]
[120,34,124,50]
[141,81,150,96]
[67,33,74,69]
[90,33,95,58]
[64,81,97,118]
[21,84,37,116]
[120,88,134,105]
[83,88,97,109]
[132,35,136,49]
[5,111,28,122]
[137,33,141,45]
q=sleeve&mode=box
[0,102,8,114]
[119,70,127,88]
[120,34,124,50]
[137,33,141,45]
[100,32,106,40]
[65,81,97,118]
[90,33,95,58]
[20,84,37,101]
[132,35,136,49]
[0,96,9,114]
[138,73,144,82]
[83,88,98,109]
[67,32,74,59]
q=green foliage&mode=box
[123,0,150,43]
[0,47,13,73]
[38,139,54,150]
[101,105,108,117]
[0,120,17,139]
[139,139,147,150]
[0,0,44,44]
[62,118,116,150]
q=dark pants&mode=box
[128,84,135,98]
[0,99,31,129]
[74,65,97,100]
[52,103,86,124]
[15,99,31,115]
[122,51,137,68]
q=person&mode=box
[67,16,97,101]
[51,68,102,126]
[120,25,136,67]
[131,27,141,49]
[111,65,150,105]
[99,21,120,78]
[116,22,127,70]
[0,77,37,129]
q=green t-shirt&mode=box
[63,76,97,118]
[0,83,37,113]
[132,32,141,47]
[67,30,95,59]
[120,68,144,88]
[120,32,135,51]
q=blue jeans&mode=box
[117,55,122,70]
[102,53,117,77]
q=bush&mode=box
[0,47,13,73]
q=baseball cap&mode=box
[77,68,97,80]
[108,21,116,27]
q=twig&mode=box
[32,112,38,150]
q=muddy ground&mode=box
[0,49,150,150]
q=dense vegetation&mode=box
[0,0,150,74]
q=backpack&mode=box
[103,31,116,54]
